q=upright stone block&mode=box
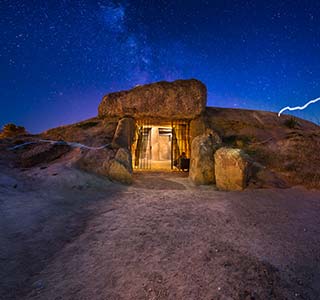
[214,147,250,191]
[189,131,221,185]
[112,117,136,149]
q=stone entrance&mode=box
[75,78,251,190]
[97,78,218,183]
[132,120,190,171]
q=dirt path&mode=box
[1,166,320,300]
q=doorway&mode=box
[132,119,190,171]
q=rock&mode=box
[112,117,136,149]
[20,143,71,168]
[190,115,207,143]
[189,131,221,185]
[32,279,45,290]
[98,79,207,119]
[115,147,133,173]
[108,148,133,184]
[108,160,132,184]
[75,147,133,184]
[214,147,251,191]
[75,148,115,176]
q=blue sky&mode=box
[1,0,320,132]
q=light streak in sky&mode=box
[278,97,320,117]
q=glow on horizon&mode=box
[278,97,320,117]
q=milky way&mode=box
[1,1,320,132]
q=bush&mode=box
[0,123,27,138]
[222,135,253,147]
[284,117,299,129]
[76,121,99,129]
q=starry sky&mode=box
[1,0,320,133]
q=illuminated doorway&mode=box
[132,120,190,171]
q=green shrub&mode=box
[222,135,252,147]
[284,117,299,129]
[76,121,99,129]
[222,135,237,145]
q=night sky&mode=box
[1,0,320,133]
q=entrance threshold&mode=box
[132,119,190,171]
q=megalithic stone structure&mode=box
[98,79,207,119]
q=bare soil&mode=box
[1,156,320,300]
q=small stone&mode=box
[32,279,45,290]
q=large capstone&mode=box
[98,79,207,119]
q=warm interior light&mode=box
[132,125,172,170]
[132,120,190,171]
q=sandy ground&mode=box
[1,160,320,300]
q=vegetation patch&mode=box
[0,123,27,138]
[283,117,299,129]
[222,135,253,147]
[76,121,99,129]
